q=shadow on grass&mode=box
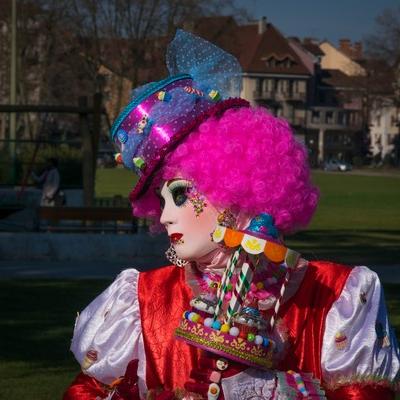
[286,230,400,266]
[0,280,111,367]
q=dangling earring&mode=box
[165,245,188,268]
[217,209,236,229]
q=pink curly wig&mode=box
[131,107,319,234]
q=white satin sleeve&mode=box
[321,266,400,389]
[70,268,147,392]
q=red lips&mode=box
[170,233,183,244]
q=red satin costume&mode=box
[64,261,396,400]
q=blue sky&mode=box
[236,0,399,45]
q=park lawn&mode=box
[0,279,399,399]
[309,171,400,230]
[96,167,137,198]
[96,169,400,230]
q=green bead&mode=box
[247,333,255,342]
[133,157,146,170]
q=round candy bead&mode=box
[239,331,247,339]
[191,313,200,323]
[188,312,196,321]
[211,320,222,330]
[204,318,214,327]
[184,311,191,320]
[220,324,230,333]
[263,337,270,347]
[254,335,264,345]
[247,333,255,342]
[229,326,240,337]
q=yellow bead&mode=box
[220,323,230,333]
[191,313,201,323]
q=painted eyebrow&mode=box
[166,178,188,187]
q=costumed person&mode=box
[64,31,400,400]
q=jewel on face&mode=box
[187,187,207,217]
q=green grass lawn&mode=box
[309,171,400,230]
[96,169,400,230]
[0,279,399,399]
[96,167,137,198]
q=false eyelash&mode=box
[167,179,191,194]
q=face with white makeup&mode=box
[159,178,220,261]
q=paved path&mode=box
[0,260,399,283]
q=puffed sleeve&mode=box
[321,266,400,395]
[70,269,146,388]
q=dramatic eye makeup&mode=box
[167,179,191,207]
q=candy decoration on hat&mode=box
[184,86,204,97]
[114,153,123,164]
[157,90,171,102]
[133,157,146,170]
[208,89,221,101]
[116,129,128,144]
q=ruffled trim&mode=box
[323,373,400,392]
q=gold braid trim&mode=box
[175,326,273,368]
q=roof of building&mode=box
[302,40,325,57]
[189,17,312,76]
[320,69,360,89]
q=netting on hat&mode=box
[166,29,242,98]
[112,29,245,176]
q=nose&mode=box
[160,201,176,226]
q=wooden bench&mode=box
[36,206,143,233]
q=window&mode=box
[311,110,320,123]
[325,111,334,124]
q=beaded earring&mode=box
[165,245,188,268]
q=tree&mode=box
[365,6,400,65]
[365,6,400,166]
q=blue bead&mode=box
[211,320,222,330]
[262,337,270,347]
[117,129,128,144]
[184,311,191,320]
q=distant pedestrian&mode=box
[31,157,64,206]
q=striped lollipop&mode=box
[226,259,256,323]
[213,248,241,321]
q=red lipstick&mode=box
[170,233,183,244]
